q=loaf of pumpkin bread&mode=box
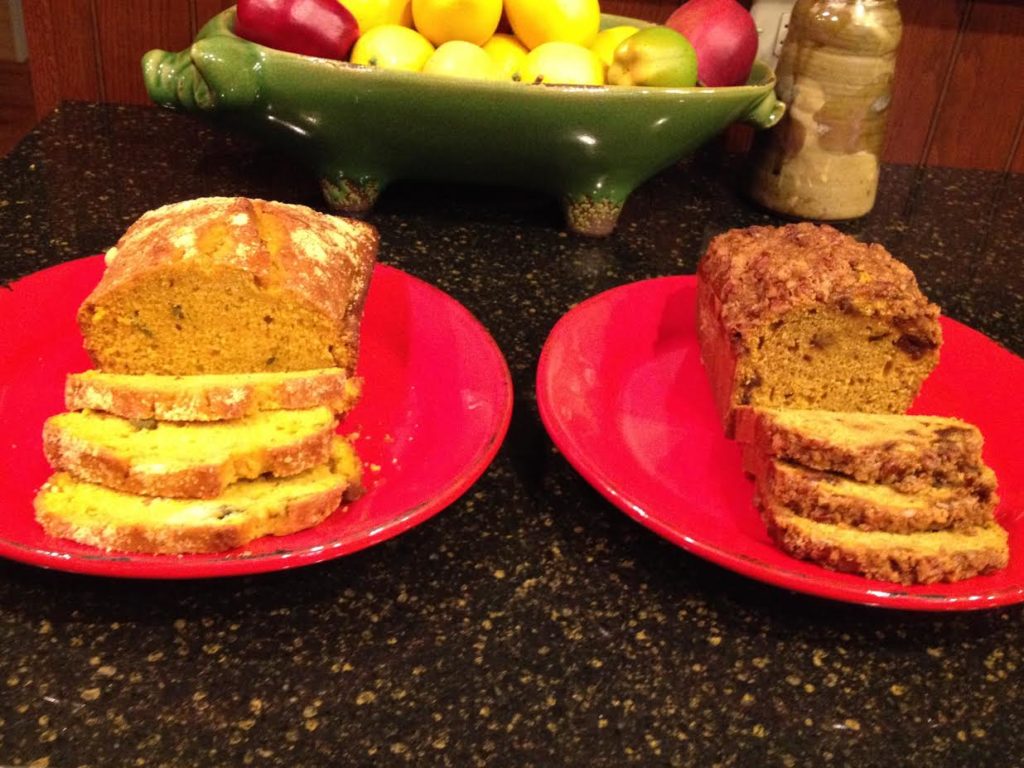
[77,197,378,376]
[696,223,941,436]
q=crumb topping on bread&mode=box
[699,223,941,340]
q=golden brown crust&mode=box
[65,369,361,422]
[82,197,377,329]
[695,277,743,431]
[762,503,1009,585]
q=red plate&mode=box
[537,276,1024,611]
[0,257,512,578]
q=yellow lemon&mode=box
[518,41,603,86]
[340,0,412,33]
[411,0,502,46]
[482,34,529,79]
[504,0,601,50]
[590,25,639,68]
[350,25,435,71]
[422,40,502,80]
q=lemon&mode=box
[518,41,603,86]
[423,40,502,80]
[411,0,502,46]
[482,34,529,79]
[340,0,412,33]
[590,25,639,68]
[504,0,601,50]
[350,25,435,71]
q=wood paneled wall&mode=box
[21,0,1024,172]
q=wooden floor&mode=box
[0,60,36,157]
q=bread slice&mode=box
[762,502,1009,585]
[735,407,993,494]
[34,438,362,554]
[44,407,337,499]
[65,368,361,422]
[744,449,998,534]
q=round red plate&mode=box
[537,276,1024,611]
[0,257,512,578]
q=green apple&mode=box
[606,26,698,88]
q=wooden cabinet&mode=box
[21,0,1024,172]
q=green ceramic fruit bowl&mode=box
[143,8,783,236]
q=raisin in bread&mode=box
[744,449,998,534]
[735,407,994,495]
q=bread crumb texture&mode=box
[740,407,1008,584]
[736,407,994,494]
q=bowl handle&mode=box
[742,90,786,130]
[142,9,260,113]
[143,36,262,112]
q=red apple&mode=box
[664,0,758,87]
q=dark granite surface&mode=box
[1,103,1023,768]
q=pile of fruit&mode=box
[234,0,757,88]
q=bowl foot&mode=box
[564,196,625,237]
[320,174,383,215]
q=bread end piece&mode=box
[762,502,1009,585]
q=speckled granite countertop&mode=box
[1,103,1023,768]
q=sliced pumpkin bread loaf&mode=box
[34,438,362,554]
[762,503,1009,585]
[738,406,1008,584]
[77,197,378,376]
[43,407,337,499]
[65,368,361,422]
[696,223,941,436]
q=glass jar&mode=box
[747,0,903,219]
